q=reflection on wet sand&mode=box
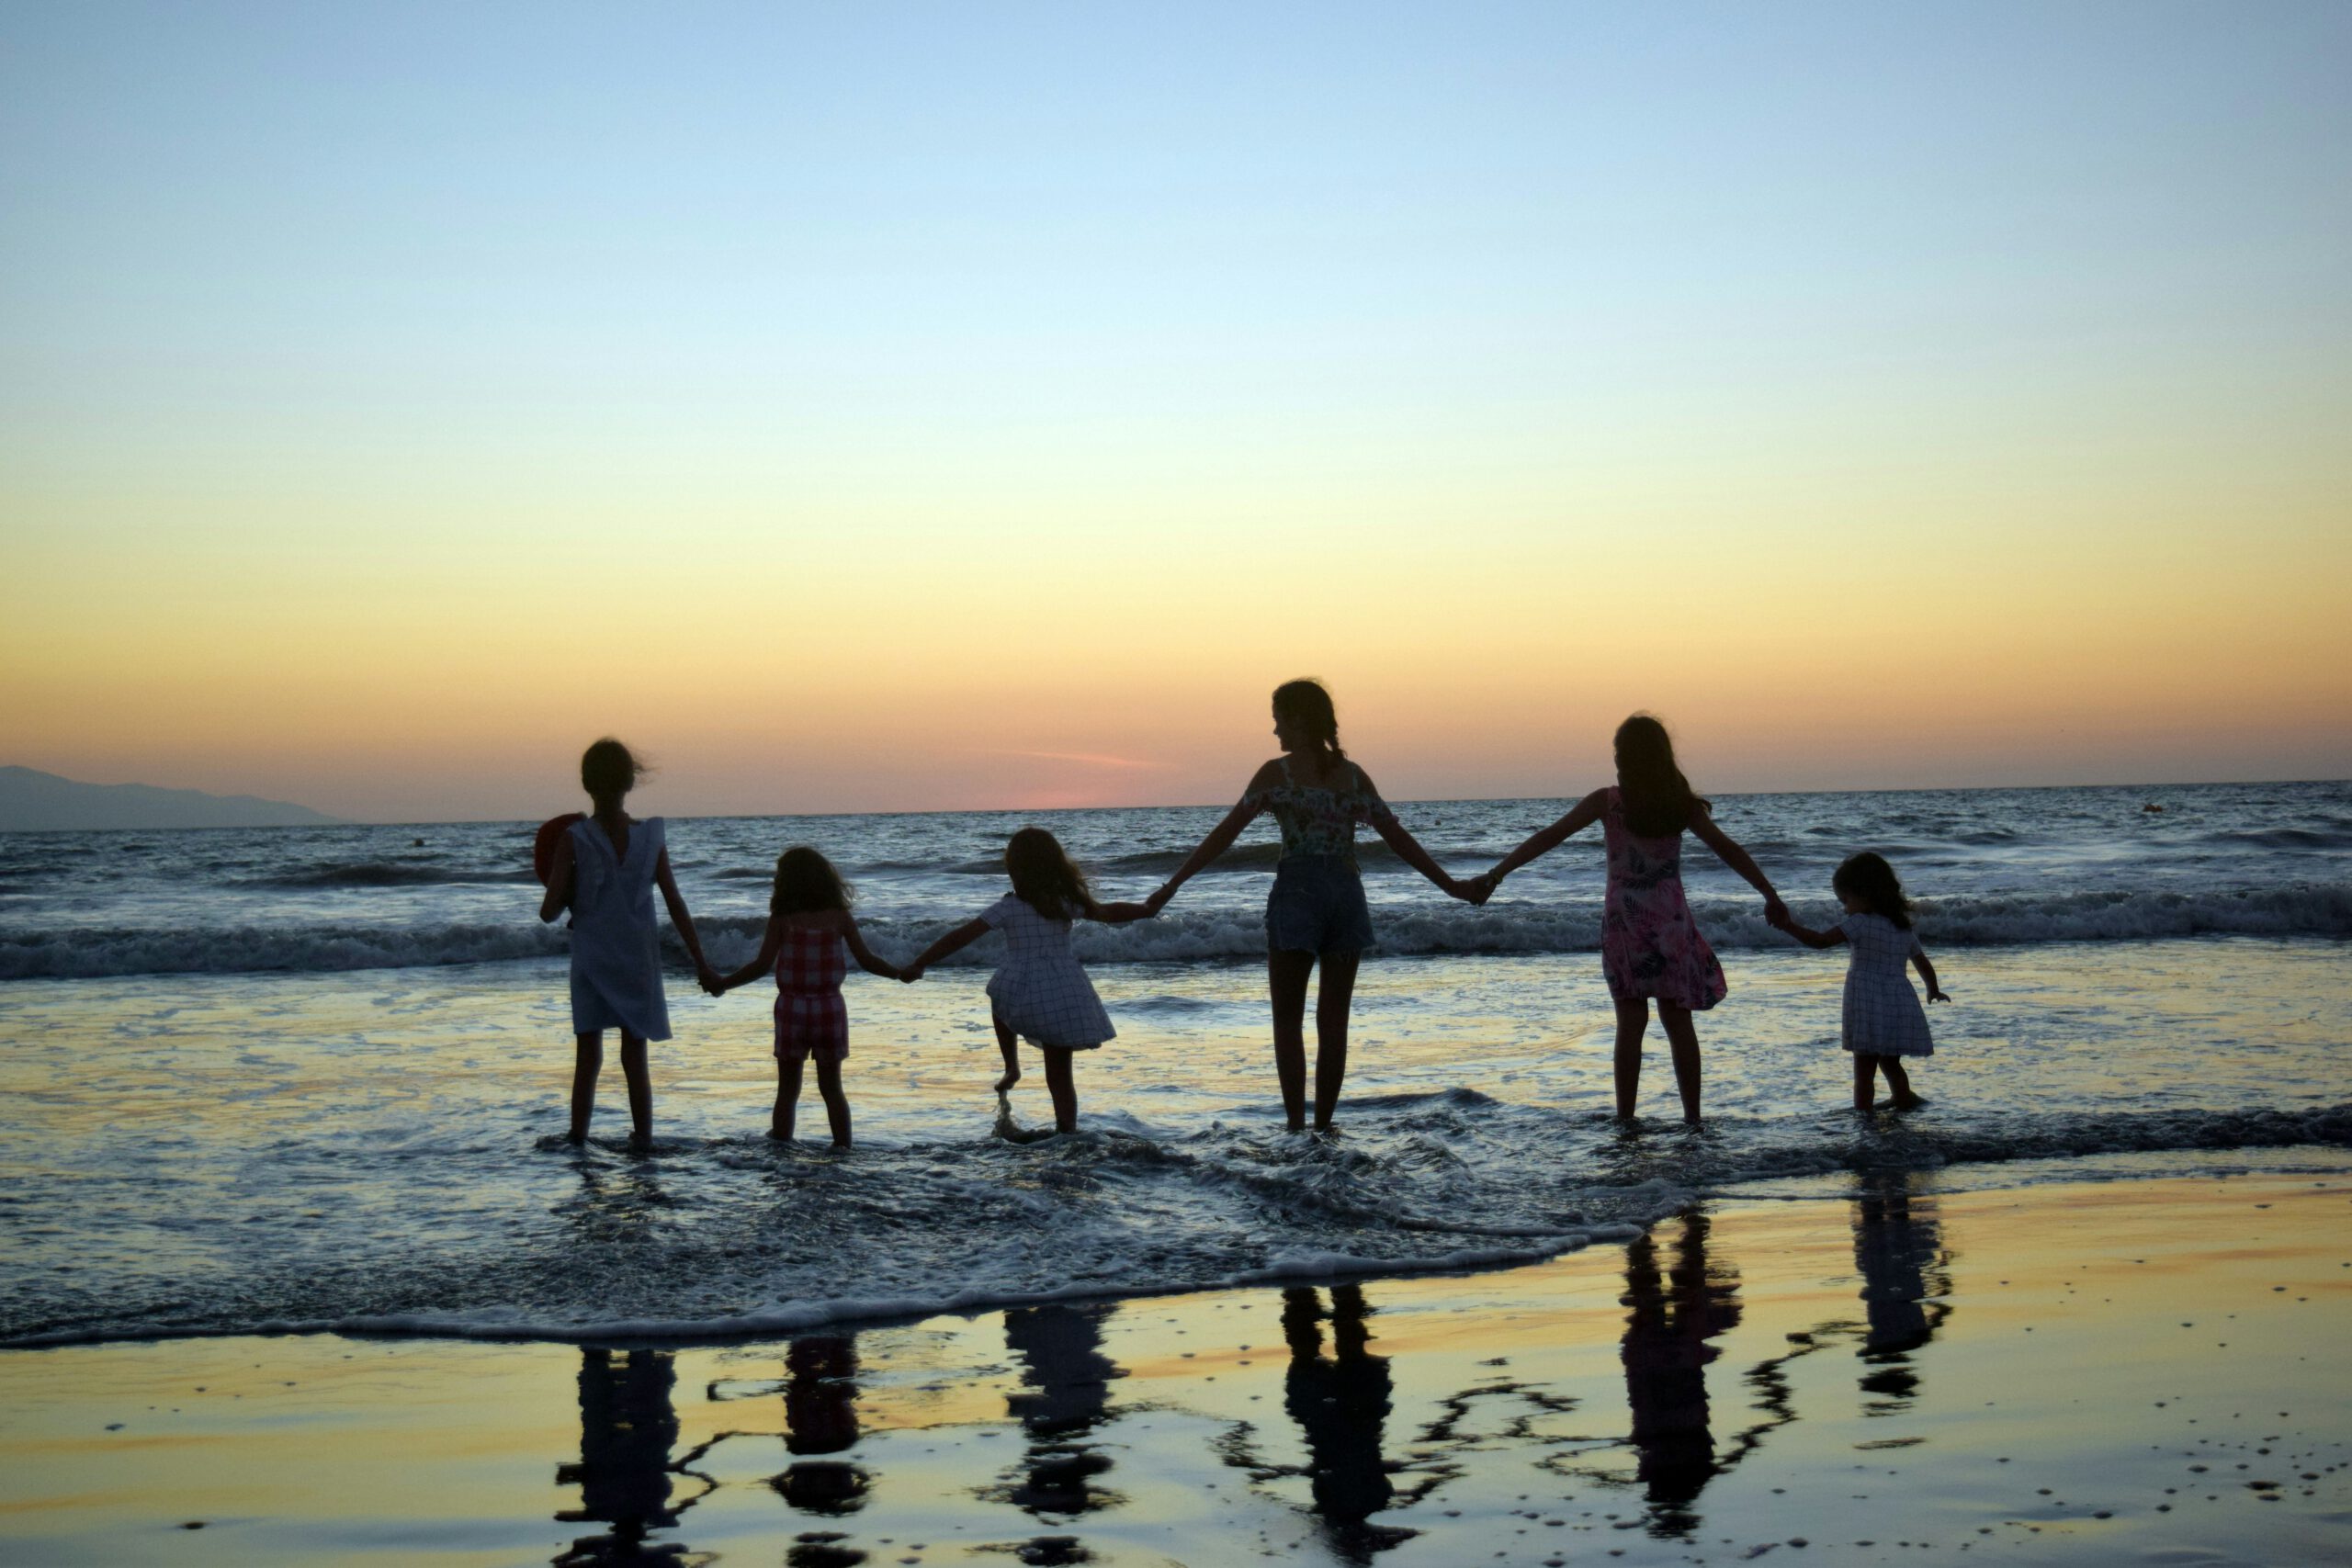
[774,1336,870,1517]
[555,1348,688,1565]
[1618,1212,1744,1537]
[1851,1172,1951,1412]
[996,1302,1124,1520]
[1281,1283,1416,1561]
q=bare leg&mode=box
[1268,950,1316,1132]
[1853,1053,1879,1112]
[618,1032,651,1146]
[1882,1057,1924,1111]
[992,1011,1022,1093]
[1611,997,1650,1121]
[1657,1003,1702,1125]
[570,1032,603,1142]
[813,1055,853,1147]
[1042,1046,1078,1133]
[773,1056,805,1141]
[1311,947,1361,1132]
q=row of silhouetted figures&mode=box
[550,1179,1951,1565]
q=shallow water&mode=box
[2,934,2345,1346]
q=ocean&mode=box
[2,780,2346,1348]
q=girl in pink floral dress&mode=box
[1473,716,1788,1124]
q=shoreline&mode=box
[6,1166,2347,1565]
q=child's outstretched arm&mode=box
[1147,763,1278,913]
[1476,788,1608,897]
[1089,900,1155,924]
[538,833,577,923]
[1357,767,1476,901]
[1689,806,1790,925]
[1913,948,1951,1002]
[714,916,786,994]
[654,850,720,992]
[840,914,907,981]
[1775,918,1845,951]
[902,916,992,982]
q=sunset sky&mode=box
[4,3,2347,821]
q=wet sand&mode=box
[3,1168,2346,1566]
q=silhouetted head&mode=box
[1833,852,1913,930]
[772,846,852,918]
[1272,678,1345,761]
[1613,715,1701,838]
[580,738,645,805]
[1005,826,1092,921]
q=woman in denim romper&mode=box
[1149,680,1476,1132]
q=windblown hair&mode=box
[581,738,646,801]
[1613,714,1702,838]
[771,846,853,918]
[1272,678,1345,760]
[1833,852,1913,931]
[1005,826,1095,922]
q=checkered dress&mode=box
[983,894,1115,1050]
[773,924,850,1063]
[1838,912,1934,1057]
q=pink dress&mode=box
[774,925,850,1064]
[1600,787,1727,1011]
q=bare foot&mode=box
[994,1070,1021,1093]
[766,1125,791,1142]
[830,1136,853,1151]
[1891,1092,1928,1111]
[564,1129,587,1146]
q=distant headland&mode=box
[0,765,342,831]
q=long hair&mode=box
[1833,852,1913,931]
[1613,714,1701,838]
[580,738,646,801]
[1272,678,1345,760]
[771,846,852,917]
[1005,826,1094,922]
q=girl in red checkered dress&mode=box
[713,847,907,1146]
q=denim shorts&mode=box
[1265,855,1374,954]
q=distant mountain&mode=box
[0,765,344,831]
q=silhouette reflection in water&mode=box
[772,1336,870,1517]
[1850,1172,1951,1411]
[1618,1212,1743,1538]
[555,1348,685,1565]
[996,1302,1123,1521]
[1282,1284,1415,1560]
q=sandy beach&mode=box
[5,1167,2346,1566]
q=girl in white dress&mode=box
[537,739,718,1147]
[904,828,1154,1134]
[1772,852,1951,1112]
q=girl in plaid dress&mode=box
[712,847,908,1146]
[1770,852,1950,1112]
[904,828,1154,1134]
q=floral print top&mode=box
[1241,758,1398,867]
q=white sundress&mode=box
[567,815,673,1042]
[1837,911,1933,1057]
[983,893,1114,1050]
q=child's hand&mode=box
[1763,896,1791,929]
[899,965,924,984]
[1145,884,1175,916]
[1927,984,1951,1003]
[1464,871,1497,907]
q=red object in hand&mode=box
[534,813,585,885]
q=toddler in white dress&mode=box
[904,828,1154,1134]
[1770,852,1951,1112]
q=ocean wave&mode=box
[5,882,2346,978]
[244,861,539,888]
[3,1100,2341,1349]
